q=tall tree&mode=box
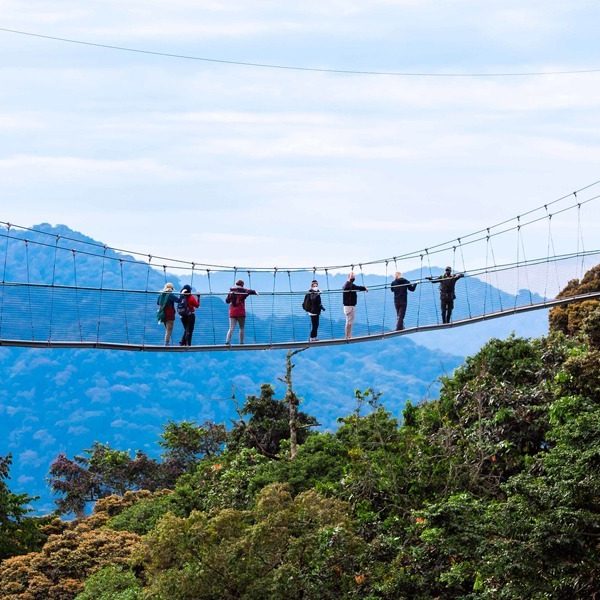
[229,383,317,458]
[0,454,43,559]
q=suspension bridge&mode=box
[1,183,599,351]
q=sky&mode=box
[1,0,599,273]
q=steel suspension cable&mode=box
[2,183,598,274]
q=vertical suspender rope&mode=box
[483,234,490,315]
[543,208,552,300]
[72,250,83,342]
[325,268,334,340]
[577,200,586,279]
[141,255,152,346]
[416,254,424,327]
[48,235,60,341]
[359,264,371,336]
[96,246,107,343]
[547,213,561,296]
[518,225,533,305]
[270,268,277,345]
[190,262,196,345]
[120,259,130,344]
[382,260,389,335]
[287,270,296,342]
[206,269,217,345]
[247,270,257,344]
[25,241,34,341]
[575,193,581,278]
[0,224,11,337]
[486,234,503,311]
[514,224,521,309]
[425,250,440,325]
[543,206,551,300]
[458,239,472,318]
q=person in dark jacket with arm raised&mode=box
[426,266,464,324]
[342,271,368,339]
[390,271,417,331]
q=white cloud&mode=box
[0,2,598,271]
[33,429,56,447]
[19,449,45,467]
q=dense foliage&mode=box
[2,272,600,598]
[0,455,46,560]
[549,263,600,335]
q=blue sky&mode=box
[1,1,599,272]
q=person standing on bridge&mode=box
[342,272,368,339]
[156,282,179,345]
[225,279,258,345]
[390,271,417,331]
[426,267,464,324]
[303,279,326,341]
[178,284,200,346]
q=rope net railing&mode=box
[0,182,598,350]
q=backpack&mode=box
[177,295,190,316]
[226,290,238,307]
[302,294,312,312]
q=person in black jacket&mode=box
[426,266,464,324]
[390,271,417,331]
[302,279,326,341]
[342,272,368,339]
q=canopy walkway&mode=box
[1,183,599,351]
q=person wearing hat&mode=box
[156,282,179,345]
[426,267,464,324]
[178,284,200,346]
[225,279,258,345]
[390,271,417,331]
[302,279,326,341]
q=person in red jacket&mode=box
[225,279,258,345]
[178,284,200,346]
